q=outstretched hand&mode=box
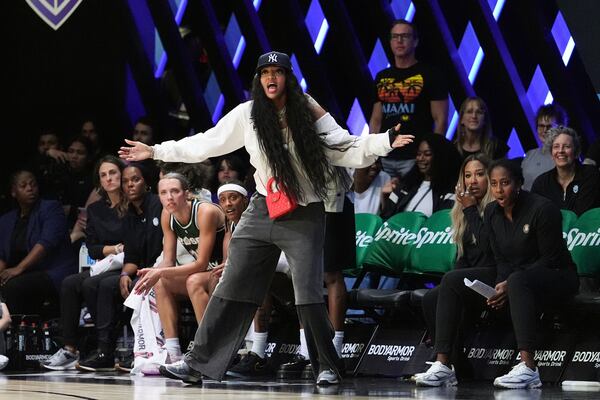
[118,139,153,161]
[391,134,414,149]
[388,124,414,149]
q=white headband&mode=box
[217,184,248,198]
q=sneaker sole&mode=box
[226,369,272,378]
[41,363,78,371]
[158,365,203,384]
[493,378,542,389]
[317,379,339,385]
[75,363,115,372]
[415,377,458,387]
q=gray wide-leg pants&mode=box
[184,194,341,381]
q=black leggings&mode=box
[427,266,578,354]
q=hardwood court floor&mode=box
[0,371,599,399]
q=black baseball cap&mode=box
[255,51,292,73]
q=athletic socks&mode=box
[298,329,345,358]
[333,331,344,358]
[299,329,310,359]
[165,338,182,361]
[251,331,269,359]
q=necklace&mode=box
[277,106,286,122]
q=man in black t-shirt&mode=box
[370,19,448,177]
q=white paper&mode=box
[464,278,497,299]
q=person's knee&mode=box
[440,270,463,288]
[61,273,82,295]
[81,276,98,295]
[154,278,168,298]
[507,271,526,294]
[186,273,208,296]
[1,279,18,299]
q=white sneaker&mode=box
[493,362,542,389]
[41,348,80,371]
[414,361,457,387]
[142,353,182,376]
[316,369,339,385]
[0,355,8,370]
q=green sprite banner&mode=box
[354,213,384,273]
[361,211,427,276]
[407,209,456,274]
[566,208,600,276]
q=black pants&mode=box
[430,266,578,354]
[60,270,122,351]
[2,270,58,316]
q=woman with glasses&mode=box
[521,103,568,190]
[453,97,508,161]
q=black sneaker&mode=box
[301,363,315,380]
[76,350,116,372]
[115,352,134,373]
[227,351,271,378]
[159,360,203,384]
[276,354,310,380]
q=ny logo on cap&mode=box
[268,53,278,63]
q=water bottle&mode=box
[29,322,39,354]
[16,321,27,370]
[5,324,13,356]
[17,321,26,353]
[42,323,52,353]
[78,242,95,272]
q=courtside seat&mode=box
[409,288,430,309]
[564,208,600,315]
[347,288,411,309]
[346,212,426,318]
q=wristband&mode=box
[120,272,130,278]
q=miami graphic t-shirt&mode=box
[373,62,447,159]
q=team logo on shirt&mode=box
[573,185,579,194]
[523,224,530,234]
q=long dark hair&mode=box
[250,70,344,202]
[403,133,461,195]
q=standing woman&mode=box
[531,126,600,216]
[453,97,508,161]
[120,51,414,385]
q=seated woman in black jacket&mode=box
[415,158,578,389]
[531,125,600,216]
[420,153,496,346]
[380,133,461,219]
